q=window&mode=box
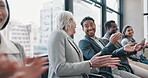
[5,0,122,57]
[74,0,101,44]
[107,11,120,26]
[144,0,148,40]
[97,0,101,2]
[5,0,64,57]
[106,0,119,12]
[144,0,148,13]
[106,0,121,31]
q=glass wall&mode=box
[107,11,120,28]
[106,0,119,12]
[107,11,118,23]
[6,0,64,57]
[144,0,148,13]
[74,0,122,44]
[144,16,148,40]
[74,0,101,44]
[106,0,121,31]
[4,0,122,56]
[97,0,101,2]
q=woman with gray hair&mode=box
[47,11,121,78]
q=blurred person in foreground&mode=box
[0,0,48,78]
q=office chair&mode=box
[41,62,49,78]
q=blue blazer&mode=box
[102,33,137,63]
[79,35,125,60]
[78,35,120,75]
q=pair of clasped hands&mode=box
[89,32,145,68]
[127,38,148,52]
[0,54,48,78]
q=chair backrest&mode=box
[38,54,49,78]
[41,62,49,78]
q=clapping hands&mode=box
[124,39,147,52]
[0,54,18,78]
[90,53,120,68]
[9,57,48,78]
[109,32,122,45]
[0,54,48,78]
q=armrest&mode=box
[89,73,106,78]
[117,63,134,74]
[98,71,113,78]
[88,71,113,78]
[41,56,49,78]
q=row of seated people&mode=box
[79,19,148,78]
[47,11,148,78]
[0,0,116,77]
[0,0,114,77]
[2,0,148,77]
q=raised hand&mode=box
[90,53,120,68]
[123,43,136,52]
[0,54,18,78]
[140,39,146,46]
[133,39,146,51]
[144,42,148,48]
[124,40,146,52]
[9,57,48,78]
[109,32,122,44]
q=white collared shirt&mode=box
[91,37,104,49]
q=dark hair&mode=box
[104,20,115,30]
[1,0,10,30]
[80,16,95,28]
[122,25,132,39]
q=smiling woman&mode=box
[0,0,9,30]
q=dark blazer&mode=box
[79,35,116,60]
[78,35,122,75]
[102,33,128,63]
[79,35,126,60]
[102,33,136,63]
[102,33,137,74]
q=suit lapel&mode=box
[85,35,102,50]
[98,38,106,46]
[67,37,82,60]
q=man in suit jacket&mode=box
[102,20,148,78]
[79,16,140,78]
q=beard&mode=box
[86,28,96,37]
